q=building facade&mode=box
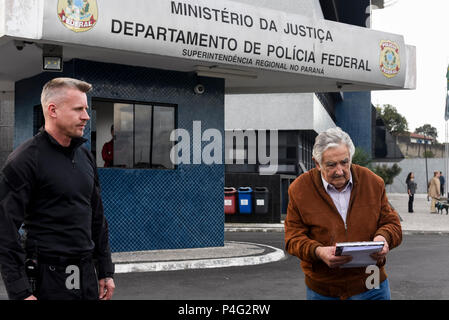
[0,0,415,251]
[224,0,402,219]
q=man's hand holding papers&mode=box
[315,246,353,268]
[370,235,389,264]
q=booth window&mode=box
[92,100,176,169]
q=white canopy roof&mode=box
[0,0,416,93]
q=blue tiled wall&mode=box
[335,91,372,155]
[15,59,225,252]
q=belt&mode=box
[38,253,93,266]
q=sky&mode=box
[371,0,449,142]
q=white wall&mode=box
[225,92,335,133]
[0,91,14,167]
[373,158,448,195]
[312,94,337,134]
[226,93,312,130]
[234,0,324,18]
[0,0,5,37]
[4,0,43,39]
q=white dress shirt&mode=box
[321,173,353,225]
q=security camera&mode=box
[14,40,25,51]
[194,84,205,95]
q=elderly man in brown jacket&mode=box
[428,171,441,213]
[285,127,402,300]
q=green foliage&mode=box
[372,163,402,185]
[376,104,409,134]
[415,124,438,139]
[351,146,401,186]
[422,150,435,158]
[351,147,372,168]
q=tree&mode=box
[351,147,401,186]
[372,163,402,186]
[352,147,372,168]
[376,104,409,134]
[415,124,438,139]
[422,150,434,158]
[350,145,402,186]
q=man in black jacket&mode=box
[0,77,115,300]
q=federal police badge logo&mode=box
[379,40,400,78]
[57,0,98,33]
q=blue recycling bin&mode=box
[238,187,253,214]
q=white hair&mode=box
[312,127,355,165]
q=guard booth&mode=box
[0,0,415,252]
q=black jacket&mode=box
[0,130,114,300]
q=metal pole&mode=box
[425,142,429,201]
[442,120,449,198]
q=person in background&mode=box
[405,172,417,213]
[102,125,114,167]
[439,171,445,198]
[428,171,441,213]
[284,127,402,300]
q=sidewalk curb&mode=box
[114,241,286,273]
[225,227,284,232]
[224,228,449,235]
[403,230,449,235]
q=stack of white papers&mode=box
[335,241,384,268]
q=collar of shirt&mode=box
[321,172,353,194]
[43,130,87,152]
[321,172,353,224]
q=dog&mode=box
[436,201,449,214]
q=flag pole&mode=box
[445,64,449,197]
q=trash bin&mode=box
[224,187,237,215]
[238,187,253,214]
[254,187,269,214]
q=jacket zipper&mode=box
[70,149,76,168]
[345,183,357,239]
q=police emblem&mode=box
[57,0,98,33]
[379,40,400,78]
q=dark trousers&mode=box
[34,256,99,300]
[408,194,414,212]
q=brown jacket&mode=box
[284,164,402,299]
[428,176,440,199]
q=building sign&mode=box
[57,0,98,32]
[42,0,407,87]
[379,40,400,78]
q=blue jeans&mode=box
[306,279,391,300]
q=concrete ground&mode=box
[111,192,449,273]
[0,194,449,300]
[388,193,449,234]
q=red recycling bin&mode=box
[224,187,237,215]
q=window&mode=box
[92,99,176,169]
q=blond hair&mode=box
[41,77,92,108]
